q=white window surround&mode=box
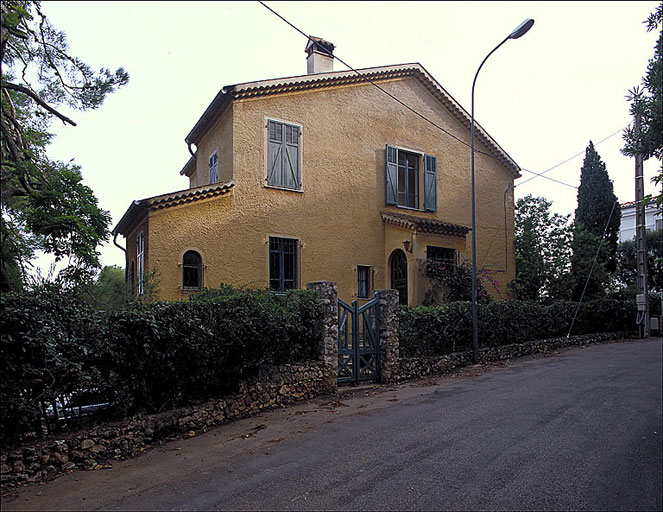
[136,231,144,296]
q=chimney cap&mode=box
[305,36,335,57]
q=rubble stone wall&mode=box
[395,332,634,381]
[1,362,329,491]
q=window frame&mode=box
[208,150,218,184]
[385,145,437,212]
[265,118,303,192]
[356,265,373,299]
[397,149,420,209]
[136,231,144,296]
[182,250,203,291]
[269,236,299,293]
[426,245,456,273]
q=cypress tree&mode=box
[570,141,621,300]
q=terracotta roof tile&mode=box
[381,210,470,237]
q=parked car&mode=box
[43,389,111,431]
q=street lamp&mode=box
[470,18,534,364]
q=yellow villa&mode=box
[113,38,520,305]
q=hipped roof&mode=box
[185,63,521,178]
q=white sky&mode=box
[34,0,661,274]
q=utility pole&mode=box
[634,113,650,338]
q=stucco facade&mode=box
[114,60,519,305]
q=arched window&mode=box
[182,250,202,290]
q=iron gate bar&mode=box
[337,292,380,384]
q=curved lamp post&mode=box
[470,18,534,363]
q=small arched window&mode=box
[182,250,202,290]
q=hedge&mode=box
[399,299,638,358]
[0,286,324,447]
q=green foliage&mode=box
[421,258,495,305]
[570,142,621,300]
[400,299,637,358]
[513,195,572,300]
[614,228,663,293]
[81,265,132,313]
[1,0,129,290]
[0,286,106,446]
[622,3,663,212]
[0,284,324,446]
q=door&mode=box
[390,249,408,305]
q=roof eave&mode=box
[112,200,147,237]
[185,86,234,145]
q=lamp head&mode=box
[509,18,534,39]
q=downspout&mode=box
[113,232,128,279]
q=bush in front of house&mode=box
[0,287,106,446]
[399,298,637,358]
[106,288,324,417]
[0,285,324,447]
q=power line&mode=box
[516,127,625,188]
[257,1,617,193]
[566,199,619,338]
[257,1,493,158]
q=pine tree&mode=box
[570,142,621,300]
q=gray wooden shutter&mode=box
[283,124,300,189]
[424,154,437,212]
[385,145,398,205]
[267,120,283,186]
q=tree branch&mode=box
[2,82,77,126]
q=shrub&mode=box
[400,298,637,358]
[0,287,105,446]
[0,285,324,446]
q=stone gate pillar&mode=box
[377,289,400,383]
[307,281,338,393]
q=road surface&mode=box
[3,337,661,511]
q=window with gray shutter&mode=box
[267,120,301,190]
[385,146,438,211]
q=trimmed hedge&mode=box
[0,286,324,447]
[399,299,638,358]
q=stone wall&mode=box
[396,332,634,381]
[1,362,329,492]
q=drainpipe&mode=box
[113,232,128,279]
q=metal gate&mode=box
[338,292,380,384]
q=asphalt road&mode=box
[3,338,662,511]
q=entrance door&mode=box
[390,249,408,305]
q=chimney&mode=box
[305,37,335,74]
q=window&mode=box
[357,265,372,299]
[182,250,202,290]
[267,119,301,190]
[269,237,298,292]
[385,145,437,211]
[427,246,456,272]
[136,231,144,296]
[656,219,662,231]
[208,151,218,184]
